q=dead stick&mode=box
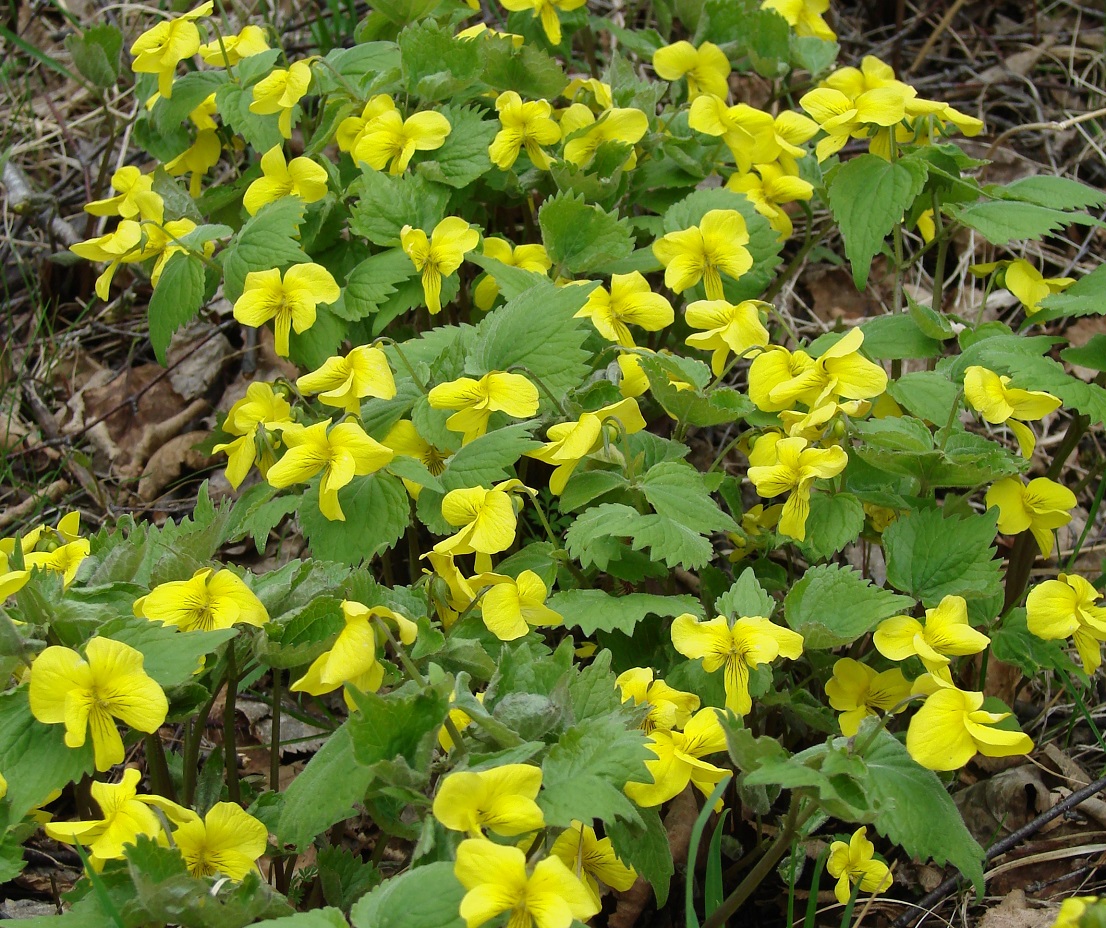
[0,479,70,530]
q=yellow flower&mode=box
[823,55,904,98]
[425,551,478,627]
[129,1,213,99]
[1005,259,1076,316]
[474,238,552,310]
[335,94,396,152]
[456,23,525,45]
[963,365,1061,458]
[747,436,848,541]
[296,345,395,415]
[873,595,989,673]
[84,166,163,222]
[489,91,561,170]
[401,217,480,316]
[826,827,892,905]
[212,381,295,488]
[562,76,612,110]
[290,601,416,703]
[198,24,269,66]
[433,480,532,565]
[232,263,340,358]
[0,545,29,600]
[433,764,544,837]
[574,272,673,347]
[527,397,645,494]
[615,667,700,733]
[499,0,588,46]
[428,371,539,444]
[243,146,329,215]
[352,97,451,174]
[165,128,221,197]
[1052,898,1102,928]
[800,85,909,161]
[617,351,650,398]
[250,60,313,139]
[652,41,731,100]
[44,768,192,867]
[684,298,770,376]
[1026,573,1106,672]
[824,658,911,736]
[471,570,562,640]
[1,513,85,590]
[986,476,1075,557]
[551,821,637,908]
[762,0,835,40]
[20,534,90,589]
[172,802,268,879]
[382,420,450,499]
[726,163,814,240]
[29,637,168,771]
[653,209,753,301]
[624,707,730,807]
[671,613,804,715]
[266,419,393,521]
[560,104,649,169]
[770,111,820,163]
[189,92,218,130]
[142,218,209,288]
[133,567,268,632]
[687,95,778,172]
[70,220,144,300]
[906,684,1034,771]
[439,690,484,751]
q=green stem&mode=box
[183,687,222,807]
[930,190,947,313]
[145,732,176,803]
[224,644,241,805]
[376,337,428,393]
[270,668,282,793]
[506,364,568,417]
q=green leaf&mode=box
[317,845,381,912]
[350,862,464,928]
[565,502,717,571]
[858,313,943,359]
[827,153,928,289]
[1037,265,1106,324]
[1062,334,1106,371]
[481,38,568,99]
[642,461,738,534]
[855,726,985,892]
[797,493,865,562]
[349,170,450,247]
[215,82,284,153]
[221,199,307,303]
[226,491,300,555]
[289,305,347,371]
[97,617,238,687]
[1002,175,1106,211]
[314,41,401,93]
[300,472,411,567]
[65,24,122,87]
[990,608,1077,676]
[908,297,957,340]
[606,808,674,906]
[640,354,753,427]
[336,249,415,321]
[539,715,651,827]
[558,469,629,511]
[882,506,1002,605]
[550,589,704,635]
[151,71,227,135]
[147,252,206,366]
[886,370,961,424]
[539,192,634,275]
[347,684,450,769]
[0,688,93,821]
[256,596,345,669]
[467,253,551,302]
[784,563,914,648]
[947,200,1102,245]
[716,567,774,619]
[416,104,497,188]
[398,20,483,100]
[251,911,349,928]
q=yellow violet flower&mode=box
[0,546,29,601]
[653,209,753,301]
[799,85,908,161]
[29,637,168,771]
[296,345,395,415]
[499,0,588,46]
[383,420,450,499]
[165,128,221,197]
[290,601,417,701]
[684,298,771,376]
[352,97,451,174]
[873,594,989,673]
[428,371,539,444]
[826,827,892,905]
[172,802,268,879]
[189,92,218,130]
[726,163,814,240]
[1005,259,1076,315]
[266,419,393,521]
[250,60,313,139]
[762,0,835,40]
[212,381,295,488]
[198,24,269,66]
[433,480,531,567]
[401,217,480,315]
[551,821,637,908]
[454,837,599,928]
[474,238,552,310]
[624,707,730,807]
[142,218,209,288]
[243,146,329,215]
[562,76,613,111]
[616,667,700,733]
[133,567,268,632]
[232,263,340,358]
[652,41,731,100]
[823,55,904,98]
[771,111,820,162]
[824,658,911,736]
[335,94,396,152]
[527,397,646,494]
[1026,573,1106,673]
[963,365,1061,458]
[490,91,561,170]
[986,476,1075,557]
[671,613,804,715]
[84,166,163,222]
[129,1,213,99]
[70,220,144,301]
[21,536,90,589]
[906,684,1034,771]
[433,764,544,837]
[560,104,649,170]
[747,436,848,541]
[575,272,673,347]
[44,768,192,867]
[456,23,525,45]
[471,570,562,640]
[688,95,779,172]
[425,551,478,627]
